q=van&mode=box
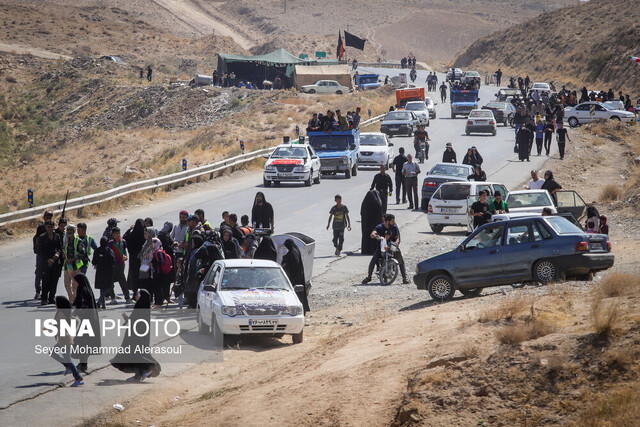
[426,181,508,233]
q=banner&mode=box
[344,31,366,50]
[337,33,344,60]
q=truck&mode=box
[357,73,381,91]
[396,87,425,109]
[306,129,360,179]
[450,89,479,118]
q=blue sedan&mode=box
[413,216,614,301]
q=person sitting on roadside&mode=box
[307,113,321,132]
[336,110,349,131]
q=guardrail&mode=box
[0,114,387,227]
[356,62,428,71]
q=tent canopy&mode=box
[293,64,352,90]
[218,48,316,77]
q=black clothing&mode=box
[370,173,393,194]
[92,242,115,291]
[254,236,277,261]
[442,149,457,163]
[306,118,321,132]
[36,232,62,303]
[541,171,562,205]
[361,190,384,255]
[124,219,146,293]
[462,151,483,168]
[471,201,491,228]
[33,223,47,253]
[543,123,554,155]
[392,154,408,176]
[467,171,487,182]
[526,122,536,154]
[405,176,419,209]
[282,239,310,312]
[516,126,532,161]
[72,273,101,364]
[252,194,274,230]
[392,154,408,203]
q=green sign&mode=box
[299,54,309,59]
[315,51,327,58]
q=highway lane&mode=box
[0,68,552,411]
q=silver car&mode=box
[404,101,430,126]
[379,111,420,137]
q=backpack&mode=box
[155,250,173,274]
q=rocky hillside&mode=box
[453,0,640,92]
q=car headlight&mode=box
[294,165,308,172]
[341,155,348,164]
[265,165,275,171]
[284,305,302,316]
[221,306,237,316]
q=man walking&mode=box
[146,65,152,82]
[495,68,502,87]
[36,221,62,305]
[370,165,393,214]
[392,147,408,204]
[442,142,457,163]
[326,195,351,256]
[108,227,130,303]
[556,122,570,160]
[440,82,447,103]
[402,154,421,210]
[33,210,53,300]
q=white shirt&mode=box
[528,178,544,190]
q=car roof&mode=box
[405,101,425,104]
[437,180,503,186]
[217,259,281,268]
[360,132,386,136]
[274,142,312,149]
[508,189,549,195]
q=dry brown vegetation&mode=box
[496,318,555,345]
[477,295,533,323]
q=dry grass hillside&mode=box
[454,0,640,92]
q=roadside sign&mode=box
[315,51,326,58]
[299,136,305,144]
[240,140,245,153]
[182,158,187,171]
[381,49,387,56]
[590,105,595,116]
[295,125,300,137]
[27,188,33,207]
[299,54,309,59]
[368,108,372,118]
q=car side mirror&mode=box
[203,285,216,293]
[457,246,465,252]
[312,155,318,159]
[388,142,394,147]
[293,284,305,293]
[350,144,356,150]
[263,155,270,159]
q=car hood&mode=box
[417,251,456,272]
[301,85,316,89]
[219,288,299,310]
[424,175,467,182]
[359,145,388,153]
[381,119,412,125]
[317,150,351,158]
[265,158,305,167]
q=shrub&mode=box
[496,319,554,345]
[599,184,622,202]
[591,299,620,340]
[596,273,640,298]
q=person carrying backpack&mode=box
[152,238,172,307]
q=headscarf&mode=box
[144,217,154,226]
[544,170,554,181]
[282,239,305,286]
[221,229,239,259]
[134,289,151,309]
[125,219,146,257]
[99,236,109,247]
[159,221,173,235]
[55,296,72,320]
[254,236,277,261]
[72,273,97,309]
[253,191,267,208]
[152,237,162,252]
[139,227,157,261]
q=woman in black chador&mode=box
[360,190,383,255]
[281,239,310,313]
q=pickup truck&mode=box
[396,87,425,109]
[450,89,479,118]
[358,74,381,90]
[307,129,360,178]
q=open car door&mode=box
[555,190,587,223]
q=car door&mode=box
[574,104,590,122]
[555,190,587,222]
[594,104,609,120]
[199,264,220,315]
[454,223,505,287]
[492,184,509,199]
[501,220,545,281]
[308,146,320,174]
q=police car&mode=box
[263,139,322,187]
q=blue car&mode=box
[413,216,614,302]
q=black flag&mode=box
[344,31,366,50]
[337,32,344,60]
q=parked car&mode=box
[379,110,420,137]
[465,109,497,136]
[420,163,475,210]
[197,259,305,344]
[529,82,551,96]
[482,101,515,126]
[301,80,350,94]
[263,142,321,187]
[506,190,556,214]
[564,102,636,127]
[461,70,481,86]
[404,101,430,126]
[604,100,625,111]
[413,216,614,301]
[358,132,394,168]
[425,97,437,119]
[426,181,508,232]
[494,88,521,102]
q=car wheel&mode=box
[263,177,271,187]
[451,113,456,119]
[211,314,224,347]
[407,129,413,137]
[336,90,343,94]
[610,116,620,121]
[509,115,515,128]
[352,162,358,176]
[426,120,430,127]
[433,113,437,119]
[197,307,209,334]
[492,129,497,136]
[533,259,559,284]
[466,130,470,135]
[345,164,352,179]
[292,329,304,344]
[308,89,316,94]
[427,274,456,302]
[305,171,312,187]
[568,117,579,128]
[458,287,483,298]
[313,170,321,184]
[430,224,444,234]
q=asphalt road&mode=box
[0,68,552,419]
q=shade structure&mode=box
[292,64,352,90]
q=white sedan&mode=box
[506,190,557,215]
[465,109,497,136]
[301,80,350,94]
[263,142,321,187]
[358,132,394,168]
[564,101,635,127]
[530,82,551,95]
[197,259,305,345]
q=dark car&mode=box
[380,111,420,137]
[420,163,474,210]
[482,101,516,126]
[413,216,614,302]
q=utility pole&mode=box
[284,0,286,13]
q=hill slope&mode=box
[453,0,640,92]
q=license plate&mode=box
[591,243,602,250]
[441,208,458,213]
[476,120,486,124]
[390,128,399,131]
[321,166,334,171]
[279,173,292,177]
[249,319,278,326]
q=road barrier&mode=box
[0,114,386,227]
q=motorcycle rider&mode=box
[413,123,430,162]
[410,68,417,82]
[362,214,408,285]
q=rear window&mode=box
[438,185,471,200]
[545,216,584,234]
[486,103,506,109]
[507,192,551,208]
[386,112,411,120]
[430,164,470,178]
[469,110,493,118]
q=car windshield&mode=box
[221,267,291,291]
[545,216,584,234]
[385,112,411,120]
[533,83,549,89]
[507,192,551,208]
[360,76,378,84]
[486,103,506,109]
[271,146,307,158]
[310,136,349,151]
[360,134,387,146]
[469,110,493,118]
[405,103,427,111]
[430,164,470,178]
[465,72,480,77]
[451,92,477,102]
[438,185,471,200]
[601,103,614,110]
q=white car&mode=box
[425,97,436,119]
[358,132,394,168]
[461,70,481,85]
[301,80,350,94]
[427,181,509,233]
[506,190,557,215]
[530,82,551,96]
[263,142,321,187]
[197,259,305,344]
[564,101,636,127]
[404,101,430,126]
[465,109,497,136]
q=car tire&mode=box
[273,181,281,186]
[263,178,271,188]
[336,90,343,95]
[492,129,497,136]
[568,117,579,128]
[345,164,352,179]
[610,116,620,121]
[313,171,321,184]
[292,330,304,344]
[451,113,456,119]
[197,307,209,334]
[308,89,316,94]
[407,129,413,137]
[433,113,437,119]
[509,115,515,128]
[352,162,358,176]
[211,314,224,347]
[426,120,430,127]
[427,274,456,302]
[466,130,470,136]
[430,224,444,234]
[533,259,560,284]
[458,287,483,298]
[305,172,312,187]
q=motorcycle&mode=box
[410,70,417,83]
[418,141,426,164]
[376,240,401,286]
